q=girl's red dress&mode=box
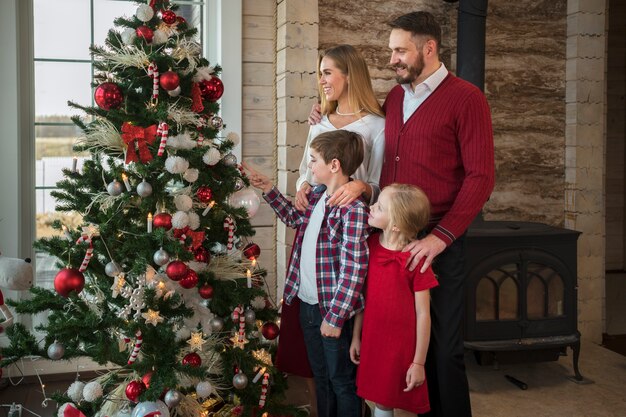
[356,233,439,414]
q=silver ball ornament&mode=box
[107,180,124,196]
[105,261,121,277]
[163,389,183,408]
[244,309,256,324]
[47,340,65,360]
[232,373,248,389]
[153,248,170,266]
[210,116,223,130]
[234,177,245,191]
[222,153,237,167]
[137,180,153,197]
[209,317,224,333]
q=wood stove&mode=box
[463,220,583,381]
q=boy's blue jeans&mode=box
[299,301,361,417]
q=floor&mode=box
[0,340,624,417]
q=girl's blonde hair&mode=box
[385,183,431,242]
[318,44,384,118]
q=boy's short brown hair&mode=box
[309,130,364,177]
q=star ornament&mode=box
[142,309,164,326]
[229,334,249,349]
[187,331,207,351]
[111,273,126,298]
[81,224,100,239]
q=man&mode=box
[311,11,495,417]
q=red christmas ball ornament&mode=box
[198,77,224,102]
[161,10,177,24]
[125,380,146,402]
[243,242,261,260]
[176,16,187,25]
[198,284,214,299]
[94,82,123,110]
[159,71,180,91]
[179,269,199,289]
[141,371,153,388]
[166,260,188,281]
[196,186,213,203]
[261,321,279,340]
[153,213,172,230]
[136,25,154,43]
[182,352,201,367]
[194,247,211,264]
[54,268,85,298]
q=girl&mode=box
[350,183,438,416]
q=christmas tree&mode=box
[1,2,301,416]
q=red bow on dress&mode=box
[376,250,410,266]
[173,227,206,250]
[121,122,157,164]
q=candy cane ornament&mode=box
[258,372,270,408]
[127,330,143,365]
[76,235,93,273]
[156,122,169,156]
[224,216,234,250]
[147,62,159,101]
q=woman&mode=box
[276,44,385,380]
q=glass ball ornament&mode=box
[47,340,65,360]
[137,180,153,198]
[54,268,85,298]
[125,380,146,402]
[198,77,224,102]
[153,213,173,230]
[107,180,124,196]
[136,25,154,43]
[232,373,248,390]
[161,10,177,25]
[196,186,213,203]
[131,401,169,417]
[94,82,123,110]
[222,153,238,167]
[196,381,213,398]
[179,269,199,289]
[229,188,261,218]
[153,248,170,266]
[198,284,214,300]
[159,71,180,91]
[165,260,188,281]
[243,242,261,260]
[182,352,202,367]
[163,390,182,408]
[234,177,245,191]
[210,116,223,130]
[105,261,121,277]
[209,317,224,333]
[261,321,280,340]
[244,308,256,324]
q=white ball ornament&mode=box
[105,261,121,277]
[232,373,248,389]
[226,132,240,146]
[196,381,213,398]
[67,381,85,402]
[137,180,153,197]
[172,211,190,229]
[152,29,168,45]
[167,86,181,97]
[47,340,65,360]
[183,168,199,183]
[187,212,200,230]
[174,195,193,211]
[251,296,266,310]
[136,4,155,22]
[165,156,190,174]
[202,148,221,166]
[121,28,137,45]
[83,381,103,402]
[229,188,261,217]
[132,401,169,417]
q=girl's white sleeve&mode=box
[365,121,386,204]
[295,127,317,192]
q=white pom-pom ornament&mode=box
[167,86,181,97]
[192,66,216,82]
[152,29,168,45]
[167,133,196,150]
[136,5,155,22]
[83,381,104,402]
[172,211,190,229]
[121,28,137,45]
[174,195,193,211]
[187,212,200,230]
[165,156,190,174]
[251,296,267,310]
[183,168,199,183]
[226,132,240,146]
[67,381,85,402]
[196,381,213,398]
[203,148,221,166]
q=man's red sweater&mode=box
[380,73,495,245]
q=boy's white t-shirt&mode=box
[297,193,327,305]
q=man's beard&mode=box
[393,53,425,85]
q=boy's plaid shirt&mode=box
[263,186,369,328]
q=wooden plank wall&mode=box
[242,0,277,298]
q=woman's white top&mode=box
[295,113,386,204]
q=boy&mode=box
[244,130,369,417]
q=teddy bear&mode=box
[0,253,34,331]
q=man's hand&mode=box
[320,320,341,338]
[308,103,322,125]
[349,337,361,365]
[295,182,312,212]
[241,161,273,194]
[403,234,447,272]
[327,180,366,207]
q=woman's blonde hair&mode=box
[385,183,431,242]
[318,44,384,118]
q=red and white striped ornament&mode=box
[196,133,204,147]
[224,216,235,250]
[233,305,246,344]
[76,234,93,272]
[156,122,169,156]
[127,330,143,365]
[258,372,270,407]
[147,62,159,101]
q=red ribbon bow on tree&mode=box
[173,227,206,250]
[121,122,158,164]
